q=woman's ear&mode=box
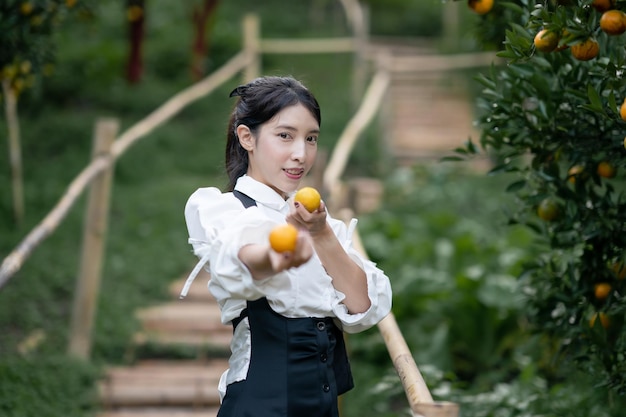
[237,125,254,151]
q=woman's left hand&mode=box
[286,199,328,236]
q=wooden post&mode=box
[2,79,24,226]
[442,0,460,52]
[242,14,261,82]
[352,3,369,107]
[68,118,119,359]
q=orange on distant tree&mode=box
[534,29,559,52]
[597,161,617,178]
[620,98,626,121]
[468,0,494,15]
[537,198,559,221]
[600,10,626,35]
[570,38,599,61]
[567,165,585,184]
[294,187,321,213]
[594,283,612,300]
[592,0,616,12]
[269,224,299,253]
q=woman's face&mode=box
[240,103,319,199]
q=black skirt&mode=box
[217,297,353,417]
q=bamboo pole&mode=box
[390,51,499,73]
[0,51,251,288]
[243,14,260,82]
[68,118,118,359]
[338,0,369,106]
[337,208,459,417]
[260,38,356,54]
[323,69,390,206]
[2,79,24,226]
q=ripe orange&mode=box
[597,161,617,178]
[594,283,612,300]
[468,0,493,15]
[589,312,610,329]
[567,165,585,184]
[294,187,321,212]
[600,10,626,35]
[269,224,298,253]
[620,98,626,121]
[592,0,615,12]
[534,29,559,53]
[570,38,599,61]
[537,198,559,221]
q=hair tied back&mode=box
[229,85,247,98]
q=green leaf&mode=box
[586,84,603,113]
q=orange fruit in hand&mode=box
[594,283,612,300]
[600,10,626,35]
[571,38,599,61]
[468,0,493,15]
[269,224,298,253]
[294,187,321,212]
[597,161,617,178]
[534,29,559,53]
[589,312,610,329]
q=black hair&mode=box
[224,76,321,191]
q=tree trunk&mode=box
[126,0,145,84]
[191,0,220,81]
[2,79,24,226]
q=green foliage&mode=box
[0,356,100,417]
[458,0,626,394]
[0,0,94,96]
[344,164,626,416]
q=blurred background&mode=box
[1,1,625,416]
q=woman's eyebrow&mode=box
[274,124,320,134]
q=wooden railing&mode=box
[0,3,503,414]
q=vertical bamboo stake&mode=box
[352,3,368,107]
[243,14,260,82]
[68,118,119,359]
[2,79,24,226]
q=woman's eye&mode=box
[279,132,290,139]
[307,136,318,144]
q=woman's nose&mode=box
[291,138,306,160]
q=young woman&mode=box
[181,76,392,417]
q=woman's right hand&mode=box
[269,229,313,272]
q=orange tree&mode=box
[0,0,90,96]
[455,0,626,393]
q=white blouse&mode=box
[183,175,392,398]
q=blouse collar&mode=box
[235,175,293,211]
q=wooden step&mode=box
[136,302,226,333]
[133,330,232,352]
[97,408,219,417]
[99,360,227,407]
[169,269,215,302]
